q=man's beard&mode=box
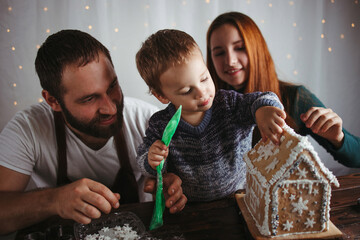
[59,101,124,139]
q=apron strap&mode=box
[54,111,71,186]
[53,111,139,204]
[113,130,139,204]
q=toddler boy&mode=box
[135,29,286,201]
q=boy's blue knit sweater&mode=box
[137,90,283,201]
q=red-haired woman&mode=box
[206,11,359,167]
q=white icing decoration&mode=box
[309,210,315,216]
[250,148,256,155]
[286,139,293,148]
[291,197,309,216]
[308,182,313,194]
[289,194,296,201]
[273,148,279,155]
[251,176,264,198]
[248,187,260,214]
[304,218,316,228]
[313,189,319,195]
[265,158,278,173]
[282,188,289,195]
[256,143,276,161]
[296,167,308,179]
[282,220,294,231]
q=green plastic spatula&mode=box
[149,105,182,230]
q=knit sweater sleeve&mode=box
[291,85,360,167]
[136,109,169,177]
[219,90,283,124]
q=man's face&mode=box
[59,53,123,139]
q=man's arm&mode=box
[0,166,54,234]
[0,166,120,235]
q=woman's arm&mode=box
[288,85,360,168]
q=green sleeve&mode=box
[289,85,360,168]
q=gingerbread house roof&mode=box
[244,125,339,188]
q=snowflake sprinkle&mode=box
[282,220,294,231]
[304,218,316,228]
[296,167,308,179]
[289,194,296,201]
[291,197,309,216]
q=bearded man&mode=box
[0,30,186,235]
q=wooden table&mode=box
[15,173,360,239]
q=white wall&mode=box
[0,0,359,175]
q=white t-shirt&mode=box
[0,97,159,202]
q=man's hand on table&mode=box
[144,173,187,214]
[53,178,120,224]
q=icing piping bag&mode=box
[149,105,182,230]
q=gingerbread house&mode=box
[243,125,339,237]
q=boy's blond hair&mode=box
[136,29,200,96]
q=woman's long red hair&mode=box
[206,12,296,129]
[206,12,280,98]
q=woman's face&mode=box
[210,24,249,90]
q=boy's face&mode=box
[158,48,216,122]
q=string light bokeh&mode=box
[0,0,359,175]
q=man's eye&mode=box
[109,81,118,91]
[82,97,94,103]
[111,81,118,88]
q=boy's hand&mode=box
[148,140,169,170]
[256,106,286,144]
[300,107,344,148]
